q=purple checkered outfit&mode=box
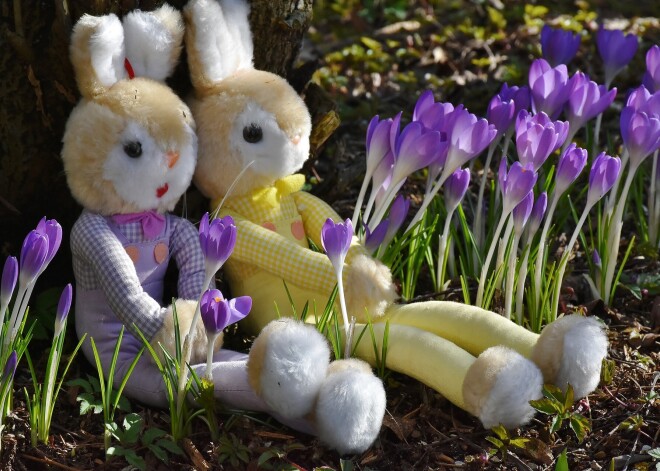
[70,209,314,433]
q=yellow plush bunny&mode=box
[186,0,608,429]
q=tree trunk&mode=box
[0,0,313,277]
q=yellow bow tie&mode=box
[211,174,306,211]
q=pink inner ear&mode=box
[124,58,135,79]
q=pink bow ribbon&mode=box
[112,211,166,239]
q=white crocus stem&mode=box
[476,210,510,306]
[504,229,522,320]
[515,246,531,325]
[436,209,456,291]
[602,165,638,304]
[551,203,593,321]
[335,266,352,359]
[177,272,214,411]
[532,192,559,316]
[369,179,405,230]
[205,332,219,381]
[43,348,59,433]
[496,220,514,289]
[473,139,499,251]
[592,112,604,159]
[352,169,375,229]
[648,151,659,246]
[5,280,35,350]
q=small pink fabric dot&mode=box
[262,221,277,232]
[154,242,169,264]
[125,246,140,264]
[291,220,305,240]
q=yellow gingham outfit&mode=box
[212,174,361,333]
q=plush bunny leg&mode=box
[351,323,542,428]
[383,301,607,398]
[247,318,330,419]
[314,358,386,455]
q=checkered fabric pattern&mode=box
[218,182,364,294]
[71,210,205,339]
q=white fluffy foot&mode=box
[315,359,386,455]
[532,315,608,399]
[463,346,543,429]
[247,318,330,419]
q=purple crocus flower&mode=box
[366,115,394,177]
[643,45,660,93]
[596,27,638,86]
[444,168,471,213]
[443,107,497,180]
[36,218,62,270]
[391,122,443,186]
[499,84,531,118]
[199,213,237,279]
[541,25,581,67]
[19,231,48,286]
[364,219,388,255]
[515,110,569,170]
[382,195,409,248]
[321,218,353,276]
[499,160,539,214]
[528,58,577,119]
[586,152,621,207]
[200,289,251,335]
[620,105,660,169]
[527,191,547,238]
[555,143,588,196]
[565,72,617,139]
[413,91,456,132]
[1,256,18,314]
[54,283,73,338]
[512,191,534,234]
[487,94,517,136]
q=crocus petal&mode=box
[555,143,588,195]
[364,219,389,254]
[1,351,17,385]
[228,296,252,324]
[512,191,534,234]
[19,231,48,286]
[587,153,621,207]
[444,168,471,212]
[36,217,62,266]
[527,191,548,237]
[54,283,73,337]
[541,25,581,67]
[1,256,18,310]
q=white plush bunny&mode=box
[183,0,388,454]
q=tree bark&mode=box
[0,0,313,273]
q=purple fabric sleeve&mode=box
[71,211,167,339]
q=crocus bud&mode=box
[54,283,73,338]
[1,256,18,313]
[36,217,62,270]
[555,143,588,196]
[541,25,581,67]
[527,191,548,239]
[587,152,621,207]
[444,168,471,213]
[383,195,410,248]
[596,28,638,85]
[643,45,660,93]
[528,58,576,119]
[512,191,534,235]
[565,72,617,138]
[620,104,660,169]
[499,160,538,215]
[321,219,353,276]
[364,219,388,255]
[1,351,17,386]
[199,213,237,279]
[19,231,48,286]
[515,110,569,171]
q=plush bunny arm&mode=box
[169,217,207,298]
[71,211,168,339]
[222,209,338,293]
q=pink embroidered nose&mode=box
[291,135,301,145]
[166,150,180,169]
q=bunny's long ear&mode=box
[184,0,254,92]
[122,4,185,82]
[70,14,126,98]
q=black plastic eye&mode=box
[243,123,263,144]
[123,141,142,158]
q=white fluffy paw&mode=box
[344,251,397,322]
[315,359,386,455]
[463,346,543,429]
[533,315,608,399]
[247,318,330,419]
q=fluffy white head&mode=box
[477,346,543,429]
[257,320,330,418]
[228,101,310,180]
[315,364,386,455]
[102,120,196,213]
[555,316,608,399]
